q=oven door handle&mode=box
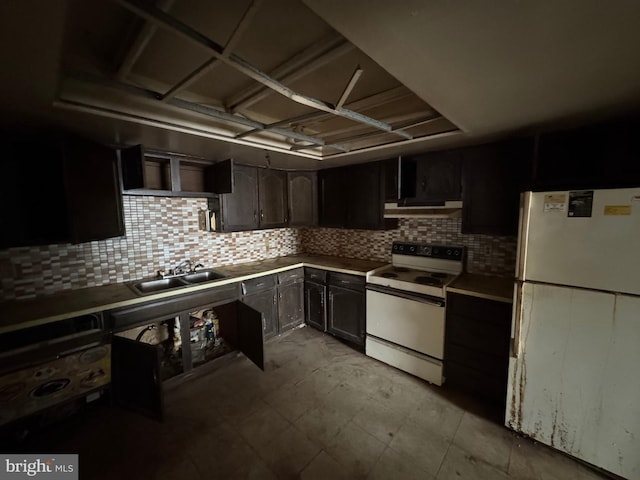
[366,284,445,307]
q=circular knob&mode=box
[447,249,452,255]
[409,246,416,253]
[455,250,460,256]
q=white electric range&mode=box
[365,242,465,385]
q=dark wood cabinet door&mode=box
[111,335,163,420]
[258,169,287,228]
[401,150,462,205]
[305,281,326,331]
[237,301,265,370]
[318,167,347,227]
[327,285,365,346]
[347,162,384,229]
[221,164,258,231]
[204,158,233,194]
[278,280,304,332]
[242,288,278,340]
[287,171,317,226]
[444,293,512,405]
[461,139,533,235]
[120,144,145,190]
[62,137,125,243]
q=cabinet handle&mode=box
[421,176,426,192]
[260,209,264,220]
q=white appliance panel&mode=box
[366,336,443,386]
[506,283,640,479]
[366,290,445,358]
[521,188,640,295]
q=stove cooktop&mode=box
[367,264,459,297]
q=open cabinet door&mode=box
[111,336,163,420]
[237,302,264,370]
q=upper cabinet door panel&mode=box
[400,150,462,206]
[258,169,288,228]
[120,144,145,190]
[347,162,383,229]
[288,171,317,226]
[204,158,234,194]
[221,164,258,231]
[62,137,125,244]
[318,167,347,227]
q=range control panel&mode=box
[392,242,464,260]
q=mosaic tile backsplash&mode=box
[0,196,516,301]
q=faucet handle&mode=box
[194,263,204,271]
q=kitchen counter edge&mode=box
[447,273,515,304]
[0,255,386,333]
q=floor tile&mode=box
[452,411,514,472]
[368,447,434,480]
[388,415,452,476]
[320,381,371,419]
[352,398,408,444]
[301,451,350,480]
[294,405,351,449]
[437,444,511,480]
[256,424,321,479]
[263,379,323,422]
[325,420,387,478]
[237,402,291,450]
[509,437,578,480]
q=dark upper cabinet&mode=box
[348,162,385,230]
[62,137,124,243]
[220,164,259,231]
[533,117,640,190]
[287,171,317,226]
[258,168,288,228]
[384,157,399,202]
[400,150,462,205]
[461,139,533,236]
[318,161,396,230]
[120,145,232,196]
[0,133,123,248]
[318,167,347,227]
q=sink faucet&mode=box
[157,260,204,278]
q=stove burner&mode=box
[414,276,443,286]
[393,267,410,273]
[381,272,398,278]
[430,272,447,279]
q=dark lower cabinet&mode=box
[277,269,304,332]
[327,273,366,347]
[305,281,326,331]
[444,292,512,406]
[241,275,278,340]
[110,290,264,420]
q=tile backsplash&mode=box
[0,196,516,301]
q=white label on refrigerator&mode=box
[631,195,640,203]
[543,194,567,212]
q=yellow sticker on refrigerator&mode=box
[604,205,631,215]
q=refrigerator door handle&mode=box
[510,281,524,358]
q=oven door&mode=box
[365,284,445,359]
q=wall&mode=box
[0,196,302,301]
[0,197,516,301]
[301,218,517,276]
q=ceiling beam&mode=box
[228,36,353,113]
[317,111,439,140]
[160,0,263,102]
[116,0,176,80]
[65,70,347,151]
[114,0,411,139]
[336,66,363,109]
[235,86,415,139]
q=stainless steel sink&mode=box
[182,271,225,283]
[128,270,226,295]
[131,277,188,294]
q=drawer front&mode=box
[242,274,276,295]
[447,292,512,325]
[445,343,508,378]
[278,267,304,285]
[304,267,326,284]
[328,272,365,291]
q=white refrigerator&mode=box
[507,188,640,480]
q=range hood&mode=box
[383,201,463,219]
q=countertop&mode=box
[447,273,515,303]
[0,254,386,333]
